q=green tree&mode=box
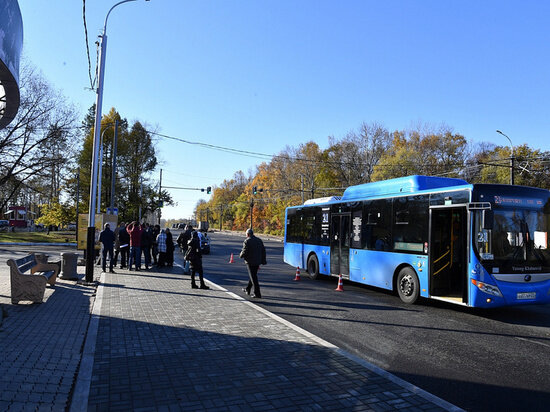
[74,107,165,222]
[36,199,73,228]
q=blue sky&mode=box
[18,0,550,219]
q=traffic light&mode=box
[252,186,257,195]
[206,186,211,194]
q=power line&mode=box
[82,0,95,90]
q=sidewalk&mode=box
[1,258,462,411]
[0,257,99,411]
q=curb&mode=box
[0,242,77,246]
[184,264,465,412]
[70,272,104,412]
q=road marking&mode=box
[191,263,464,412]
[516,336,550,349]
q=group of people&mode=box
[98,221,177,272]
[99,223,267,298]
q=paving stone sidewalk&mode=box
[0,257,100,412]
[1,255,462,411]
[78,266,461,412]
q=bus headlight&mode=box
[471,279,502,297]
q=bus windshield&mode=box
[475,207,550,273]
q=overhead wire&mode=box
[82,0,95,90]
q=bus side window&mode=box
[363,199,392,251]
[393,195,428,253]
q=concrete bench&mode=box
[6,254,60,304]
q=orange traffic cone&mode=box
[293,267,301,281]
[335,274,344,291]
[229,253,234,263]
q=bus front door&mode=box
[330,213,350,279]
[429,206,467,304]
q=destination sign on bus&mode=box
[494,196,544,208]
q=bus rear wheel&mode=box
[307,255,320,279]
[396,267,420,304]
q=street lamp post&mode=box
[86,0,149,283]
[496,130,514,185]
[96,127,110,214]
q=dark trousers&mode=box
[129,246,141,269]
[142,245,151,268]
[158,251,166,267]
[152,244,158,264]
[102,247,114,272]
[120,246,129,268]
[245,264,261,297]
[191,260,205,286]
[166,248,174,267]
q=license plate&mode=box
[517,292,536,300]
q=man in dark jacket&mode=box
[99,223,116,273]
[177,225,193,274]
[118,222,130,269]
[141,223,153,270]
[239,228,267,298]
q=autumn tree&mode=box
[373,127,469,181]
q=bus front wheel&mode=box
[396,267,420,304]
[307,255,320,279]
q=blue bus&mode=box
[283,175,550,308]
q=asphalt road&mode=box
[3,234,550,411]
[184,231,550,412]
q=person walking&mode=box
[98,223,116,273]
[185,231,209,289]
[166,228,175,267]
[118,222,130,269]
[127,221,143,271]
[141,223,153,270]
[239,228,267,298]
[156,228,167,267]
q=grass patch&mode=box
[0,231,76,243]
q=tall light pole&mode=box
[96,127,110,214]
[86,0,149,283]
[496,130,514,185]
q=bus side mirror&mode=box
[482,210,494,230]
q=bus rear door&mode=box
[429,206,468,304]
[330,213,350,279]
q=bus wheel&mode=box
[396,267,420,304]
[307,255,320,279]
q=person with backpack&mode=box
[185,231,209,290]
[177,225,193,274]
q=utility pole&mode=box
[138,178,143,221]
[496,130,514,185]
[158,168,162,225]
[85,0,147,283]
[76,169,80,233]
[301,175,304,204]
[219,204,224,231]
[250,199,254,230]
[109,119,118,213]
